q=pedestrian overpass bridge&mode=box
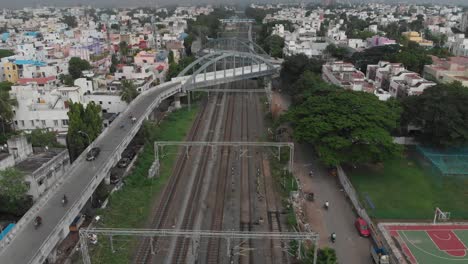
[0,42,280,264]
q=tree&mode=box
[0,168,31,216]
[0,82,17,135]
[391,45,432,74]
[263,35,284,58]
[68,57,91,80]
[66,101,102,161]
[59,74,74,86]
[119,41,129,58]
[0,49,14,59]
[166,55,196,81]
[168,50,175,64]
[280,54,324,86]
[409,14,424,32]
[325,44,349,60]
[288,71,340,103]
[350,44,400,74]
[183,34,194,56]
[27,129,62,147]
[0,168,27,202]
[120,80,139,103]
[285,91,401,165]
[401,82,468,147]
[110,23,120,30]
[60,15,78,29]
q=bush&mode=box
[26,129,62,147]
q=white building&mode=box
[460,11,468,33]
[447,34,468,57]
[389,72,436,98]
[347,39,367,49]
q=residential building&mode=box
[402,31,434,48]
[424,56,468,87]
[366,36,397,48]
[322,61,390,100]
[366,61,406,90]
[367,60,436,97]
[447,34,468,57]
[9,82,84,133]
[389,71,436,97]
[348,39,367,50]
[460,11,468,33]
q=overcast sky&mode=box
[1,0,467,10]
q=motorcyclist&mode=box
[324,201,329,209]
[331,232,336,242]
[34,216,42,226]
[62,194,68,205]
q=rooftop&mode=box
[18,76,56,85]
[15,149,64,174]
[14,60,47,67]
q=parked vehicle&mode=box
[355,217,371,237]
[110,176,120,185]
[371,246,390,264]
[86,147,101,161]
[118,157,130,168]
[125,150,136,160]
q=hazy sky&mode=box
[1,0,467,10]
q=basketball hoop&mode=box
[433,207,451,224]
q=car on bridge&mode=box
[86,147,101,161]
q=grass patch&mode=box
[348,148,468,220]
[88,106,199,263]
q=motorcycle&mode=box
[324,201,329,210]
[34,216,42,229]
[62,195,68,206]
[331,232,336,243]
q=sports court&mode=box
[380,223,468,264]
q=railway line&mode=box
[132,78,286,264]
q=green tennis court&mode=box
[385,224,468,264]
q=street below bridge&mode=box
[273,92,372,264]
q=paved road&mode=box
[296,144,373,264]
[272,91,372,263]
[0,82,180,264]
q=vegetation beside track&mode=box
[86,106,199,263]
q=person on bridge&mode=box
[34,216,42,227]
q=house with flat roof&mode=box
[424,55,468,87]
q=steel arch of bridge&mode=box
[177,51,277,92]
[198,37,268,56]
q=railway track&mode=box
[205,92,235,264]
[171,90,236,264]
[133,83,285,264]
[133,94,222,264]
